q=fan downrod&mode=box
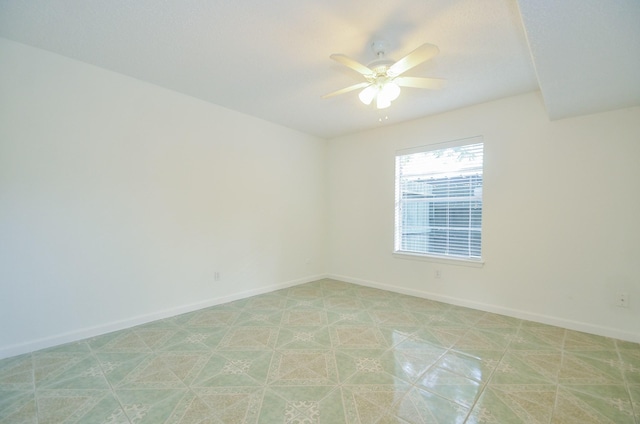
[368,40,394,72]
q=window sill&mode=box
[393,251,485,268]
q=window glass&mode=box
[395,139,484,261]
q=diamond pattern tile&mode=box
[1,278,638,423]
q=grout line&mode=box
[29,352,39,424]
[615,339,639,424]
[549,328,569,424]
[87,341,133,424]
[462,319,524,423]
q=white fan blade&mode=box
[387,43,440,77]
[394,76,446,90]
[330,54,374,76]
[322,82,371,99]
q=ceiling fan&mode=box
[323,41,445,109]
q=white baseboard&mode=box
[328,274,640,344]
[0,274,327,360]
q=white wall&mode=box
[0,38,327,358]
[327,92,640,342]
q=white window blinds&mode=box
[394,139,484,260]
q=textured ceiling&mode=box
[0,0,638,139]
[518,0,640,120]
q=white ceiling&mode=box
[1,0,638,139]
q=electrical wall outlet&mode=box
[617,292,629,308]
[434,269,442,279]
[214,272,220,282]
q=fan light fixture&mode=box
[359,80,401,109]
[323,41,446,110]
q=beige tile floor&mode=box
[1,279,639,423]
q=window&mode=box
[394,138,484,261]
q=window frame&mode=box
[393,136,485,266]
